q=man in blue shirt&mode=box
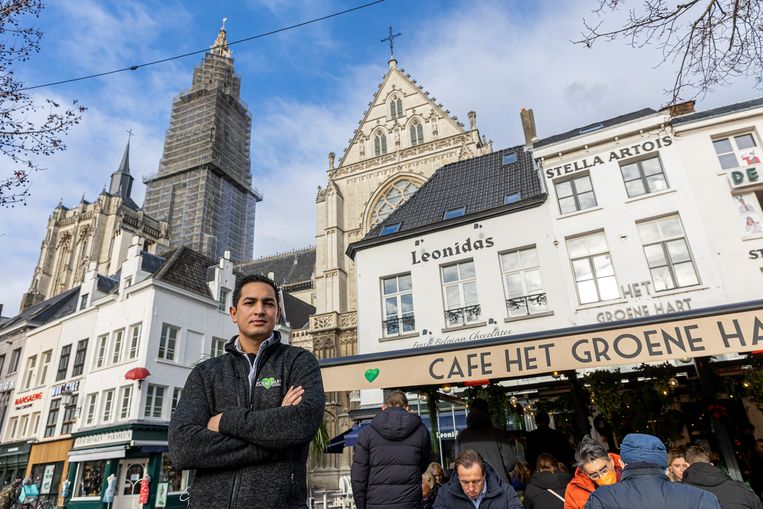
[434,450,522,508]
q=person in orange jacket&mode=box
[564,436,624,509]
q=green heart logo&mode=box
[261,377,276,389]
[364,368,380,383]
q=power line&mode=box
[20,0,385,92]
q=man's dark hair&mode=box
[384,390,408,408]
[535,410,550,426]
[684,445,711,464]
[455,449,486,476]
[232,274,280,308]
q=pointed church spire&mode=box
[117,137,131,174]
[109,135,134,200]
[210,18,232,59]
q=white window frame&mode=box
[6,417,17,440]
[158,324,179,362]
[713,132,760,170]
[380,274,415,337]
[441,260,481,327]
[619,155,669,198]
[211,337,226,358]
[84,393,98,426]
[171,388,182,417]
[111,329,125,364]
[567,231,620,305]
[555,173,597,214]
[410,120,424,146]
[21,355,37,391]
[499,246,549,318]
[128,323,141,360]
[94,334,108,369]
[19,414,29,438]
[101,389,115,422]
[30,412,41,435]
[36,350,52,387]
[144,384,166,419]
[637,215,700,292]
[119,385,132,420]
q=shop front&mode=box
[321,299,763,478]
[27,437,73,507]
[0,440,31,484]
[65,424,187,509]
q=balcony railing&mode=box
[444,304,481,327]
[382,315,415,337]
[506,293,548,317]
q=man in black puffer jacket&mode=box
[351,390,431,509]
[683,446,763,509]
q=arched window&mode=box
[370,179,420,227]
[374,132,388,156]
[389,96,403,119]
[410,120,424,146]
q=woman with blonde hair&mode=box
[421,471,437,509]
[667,447,689,482]
[426,462,446,487]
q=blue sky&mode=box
[0,0,757,314]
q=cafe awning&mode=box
[319,300,763,392]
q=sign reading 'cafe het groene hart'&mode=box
[320,302,763,392]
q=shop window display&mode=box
[161,453,189,493]
[75,460,106,497]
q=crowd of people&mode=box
[350,393,763,509]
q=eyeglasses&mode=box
[585,464,611,481]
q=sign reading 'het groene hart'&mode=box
[320,302,763,392]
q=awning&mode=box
[319,300,763,392]
[325,424,369,453]
[68,445,126,463]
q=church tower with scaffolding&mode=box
[143,22,262,263]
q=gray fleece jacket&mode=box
[168,331,325,509]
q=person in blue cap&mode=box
[585,433,723,509]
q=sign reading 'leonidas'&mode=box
[320,308,763,392]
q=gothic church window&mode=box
[370,179,419,227]
[389,96,403,119]
[374,131,388,156]
[410,120,424,146]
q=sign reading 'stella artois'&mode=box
[320,306,763,391]
[544,136,673,179]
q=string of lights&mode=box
[19,0,385,92]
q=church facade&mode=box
[20,142,168,312]
[303,56,492,486]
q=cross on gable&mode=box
[381,26,402,58]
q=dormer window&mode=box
[410,120,424,146]
[380,223,401,236]
[443,207,466,220]
[374,131,388,156]
[389,95,403,120]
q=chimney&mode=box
[520,108,537,146]
[662,100,696,117]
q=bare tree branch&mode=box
[574,0,763,104]
[0,0,85,208]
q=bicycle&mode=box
[9,496,54,509]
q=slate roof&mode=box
[349,146,545,256]
[672,96,763,126]
[96,275,119,294]
[534,108,657,148]
[236,248,315,291]
[281,292,315,330]
[0,286,80,335]
[154,247,216,299]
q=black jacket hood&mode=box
[683,462,729,487]
[528,470,571,490]
[371,407,423,441]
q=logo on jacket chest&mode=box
[256,377,282,390]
